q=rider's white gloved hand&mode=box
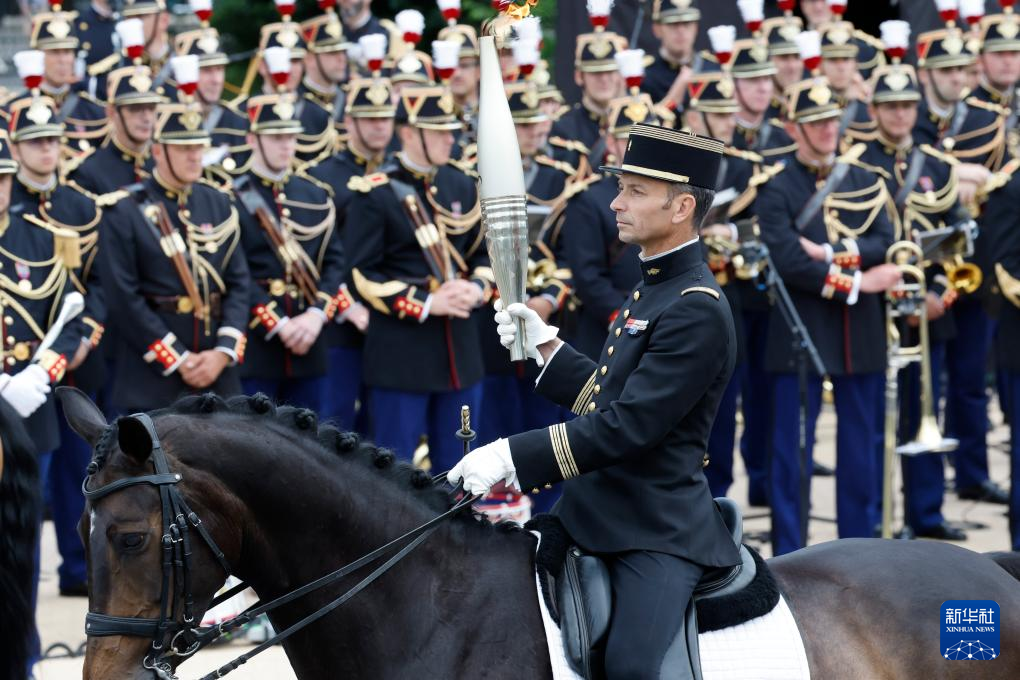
[494,300,559,367]
[0,364,51,418]
[447,438,519,497]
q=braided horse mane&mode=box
[0,401,41,679]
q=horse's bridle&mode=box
[82,413,232,679]
[81,412,476,680]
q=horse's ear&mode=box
[57,386,107,447]
[117,417,154,465]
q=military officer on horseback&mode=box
[451,124,740,680]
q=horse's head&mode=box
[60,388,239,680]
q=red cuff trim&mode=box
[36,349,67,383]
[395,295,424,320]
[251,303,282,332]
[146,337,181,371]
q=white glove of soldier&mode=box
[494,300,559,367]
[448,438,520,497]
[0,364,52,418]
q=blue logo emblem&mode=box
[941,600,999,660]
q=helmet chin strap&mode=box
[796,122,832,160]
[417,127,436,168]
[255,135,289,175]
[161,143,189,189]
[115,108,148,148]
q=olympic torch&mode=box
[478,33,529,361]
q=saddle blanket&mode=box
[534,573,811,680]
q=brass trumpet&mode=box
[943,254,983,294]
[881,241,959,539]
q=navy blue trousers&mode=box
[48,399,91,588]
[477,374,565,513]
[945,299,993,490]
[369,384,483,473]
[739,308,771,505]
[603,550,704,680]
[770,372,884,555]
[242,376,326,414]
[1006,371,1020,550]
[898,342,949,533]
[319,345,367,432]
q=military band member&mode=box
[120,0,172,87]
[98,101,249,412]
[310,77,394,428]
[2,15,108,156]
[8,96,105,594]
[683,71,770,505]
[915,26,1011,506]
[339,0,386,44]
[234,94,345,413]
[818,20,875,138]
[71,65,161,194]
[860,60,969,540]
[450,125,740,679]
[729,39,797,159]
[548,25,625,170]
[555,95,653,361]
[644,0,701,107]
[972,11,1020,138]
[345,85,491,471]
[256,23,335,168]
[301,12,351,120]
[0,129,85,665]
[173,27,250,175]
[762,16,805,121]
[757,77,900,555]
[438,23,481,163]
[799,0,834,30]
[77,0,117,73]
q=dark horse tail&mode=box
[985,551,1020,583]
[0,401,41,680]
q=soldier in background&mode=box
[301,12,351,121]
[345,85,491,471]
[971,12,1020,132]
[339,0,386,44]
[173,26,250,176]
[310,78,394,429]
[234,93,345,413]
[818,20,875,138]
[77,0,118,74]
[756,76,900,555]
[71,65,160,194]
[762,16,805,121]
[729,39,797,159]
[438,23,481,163]
[644,0,701,107]
[98,101,249,412]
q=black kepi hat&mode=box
[601,123,723,190]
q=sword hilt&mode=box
[456,405,476,454]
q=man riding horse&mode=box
[451,123,740,680]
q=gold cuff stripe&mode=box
[549,423,579,480]
[571,371,597,415]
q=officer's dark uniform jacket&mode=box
[756,146,896,375]
[558,172,641,361]
[345,157,492,393]
[292,93,336,168]
[858,135,966,343]
[991,170,1020,372]
[77,5,117,71]
[236,168,346,380]
[733,117,798,160]
[1,211,82,452]
[204,102,252,174]
[549,101,603,168]
[479,156,573,378]
[509,242,741,568]
[69,136,154,195]
[913,96,1008,171]
[11,177,106,391]
[643,51,704,105]
[98,173,249,410]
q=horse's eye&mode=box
[118,533,146,550]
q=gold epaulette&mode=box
[549,136,590,155]
[60,146,95,177]
[919,143,959,166]
[837,142,867,164]
[95,189,130,207]
[448,158,478,176]
[24,215,82,269]
[563,173,602,200]
[748,161,786,188]
[63,178,99,202]
[297,171,335,198]
[86,52,120,77]
[347,172,390,193]
[853,29,884,50]
[198,176,234,194]
[681,286,720,300]
[536,154,578,176]
[723,147,764,164]
[965,96,1010,117]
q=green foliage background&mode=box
[209,0,558,90]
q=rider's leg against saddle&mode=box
[603,550,704,680]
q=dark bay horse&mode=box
[60,389,1020,680]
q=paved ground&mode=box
[33,398,1015,679]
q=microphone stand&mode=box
[750,243,826,549]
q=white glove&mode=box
[494,300,559,367]
[447,438,520,497]
[0,364,52,418]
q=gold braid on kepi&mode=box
[600,123,724,190]
[154,102,211,145]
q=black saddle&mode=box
[535,498,776,680]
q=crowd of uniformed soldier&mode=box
[7,0,1020,666]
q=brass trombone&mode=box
[881,241,959,538]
